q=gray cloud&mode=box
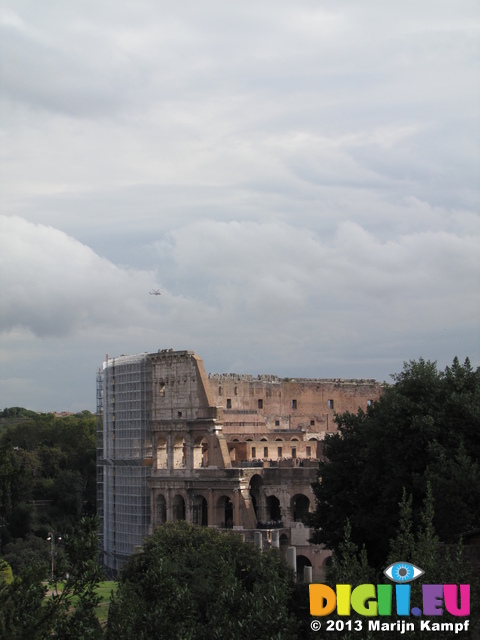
[0,0,479,410]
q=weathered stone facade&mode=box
[99,348,383,579]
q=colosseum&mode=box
[97,349,383,579]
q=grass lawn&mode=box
[45,580,117,624]
[96,581,117,623]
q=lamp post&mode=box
[46,531,62,582]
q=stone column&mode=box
[287,546,297,573]
[271,530,280,548]
[255,490,267,522]
[167,433,174,470]
[233,488,241,527]
[254,531,263,550]
[151,433,158,471]
[185,432,194,471]
[149,489,156,532]
[166,488,173,522]
[207,489,215,526]
[185,492,193,523]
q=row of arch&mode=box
[231,436,320,442]
[155,493,233,527]
[153,432,211,470]
[153,491,315,580]
[153,482,311,529]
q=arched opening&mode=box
[173,435,186,469]
[172,494,186,521]
[156,436,167,469]
[296,555,312,582]
[266,495,282,522]
[216,495,234,528]
[192,495,208,526]
[291,494,310,522]
[155,494,166,525]
[249,474,263,521]
[193,434,209,468]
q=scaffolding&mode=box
[96,368,104,559]
[98,353,153,575]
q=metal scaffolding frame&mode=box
[98,353,152,574]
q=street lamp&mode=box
[46,531,62,582]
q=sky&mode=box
[1,1,479,412]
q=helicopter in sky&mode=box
[149,289,164,296]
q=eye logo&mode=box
[384,562,424,583]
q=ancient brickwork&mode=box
[99,349,384,579]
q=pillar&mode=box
[233,488,241,527]
[166,488,173,522]
[271,530,279,548]
[304,566,312,583]
[167,433,174,470]
[287,546,297,573]
[254,531,263,550]
[207,489,215,526]
[185,432,194,471]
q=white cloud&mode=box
[0,215,158,337]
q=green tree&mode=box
[0,410,97,548]
[2,535,51,577]
[381,486,477,639]
[107,521,300,640]
[309,358,480,567]
[425,444,480,541]
[0,516,104,640]
[314,489,477,640]
[0,559,13,585]
[0,566,54,640]
[48,516,104,640]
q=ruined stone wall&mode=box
[208,373,383,441]
[101,348,384,579]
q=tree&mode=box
[48,515,104,640]
[0,516,104,640]
[381,486,478,639]
[317,488,478,640]
[107,521,300,640]
[0,559,13,585]
[2,536,51,577]
[0,566,53,640]
[308,358,480,567]
[0,409,97,549]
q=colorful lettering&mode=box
[309,584,336,616]
[444,585,470,617]
[351,584,377,616]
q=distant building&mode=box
[97,349,383,578]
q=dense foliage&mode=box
[308,357,480,567]
[0,409,97,574]
[107,521,303,640]
[0,516,103,640]
[321,488,478,639]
